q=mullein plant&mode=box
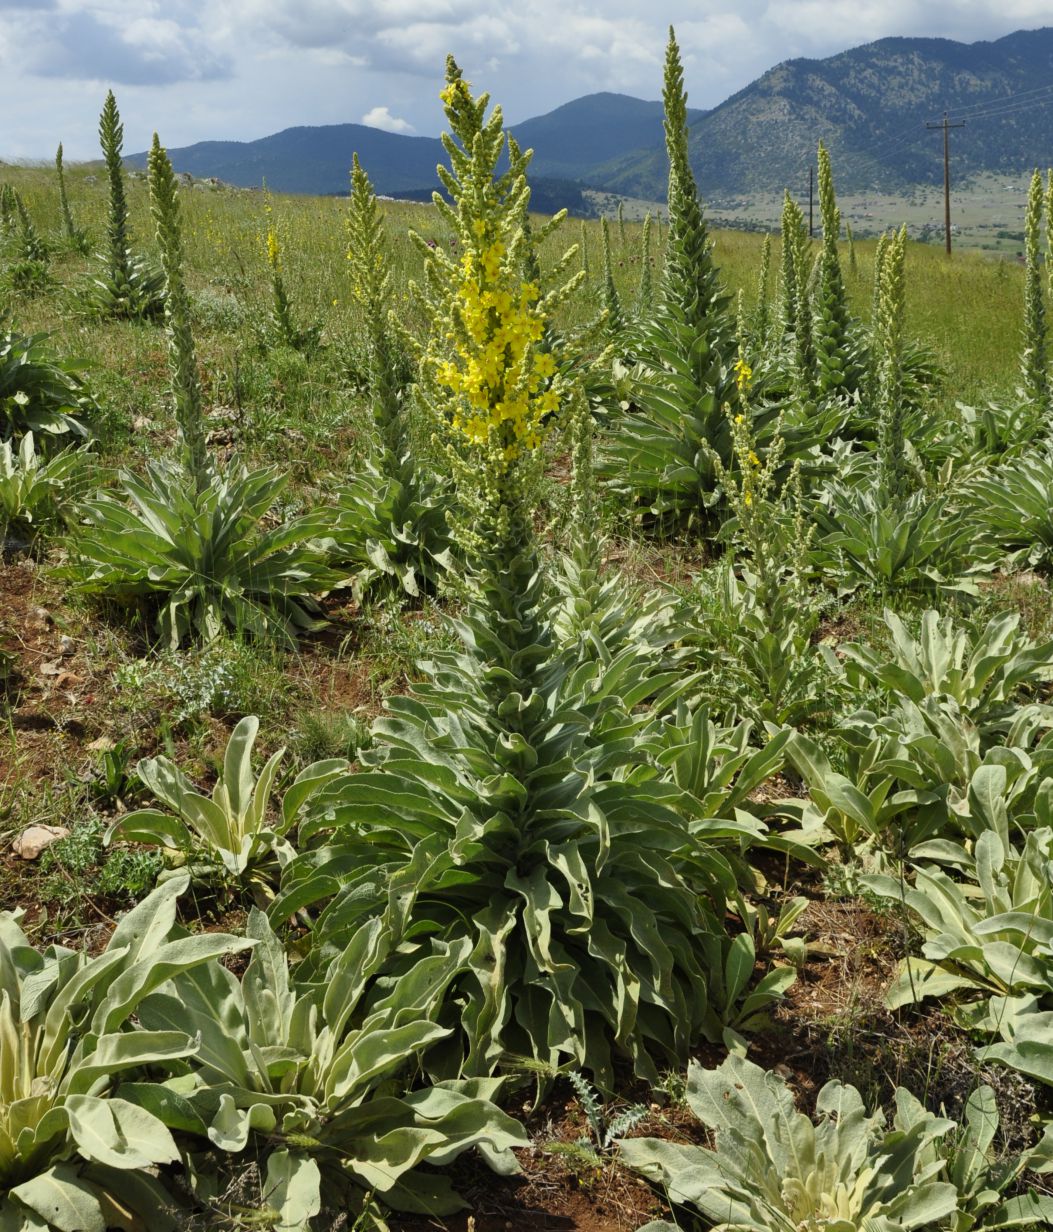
[331,153,451,599]
[2,190,51,296]
[875,225,909,503]
[552,383,683,666]
[780,189,816,398]
[68,136,341,646]
[812,141,858,396]
[11,191,47,266]
[696,366,830,727]
[54,142,89,254]
[638,210,654,309]
[259,192,320,353]
[0,323,94,443]
[658,27,730,337]
[274,59,758,1085]
[0,183,14,240]
[77,91,164,320]
[864,229,890,411]
[749,231,772,351]
[599,27,743,533]
[811,225,975,596]
[1021,168,1049,415]
[1047,168,1053,332]
[600,216,625,337]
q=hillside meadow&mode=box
[4,48,1053,1232]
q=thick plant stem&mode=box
[147,134,210,490]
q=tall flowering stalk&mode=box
[79,92,164,319]
[876,225,908,503]
[55,143,83,248]
[780,191,814,395]
[601,216,624,337]
[1046,170,1053,315]
[660,27,729,337]
[147,135,209,489]
[813,141,852,394]
[413,57,577,559]
[12,192,46,265]
[334,152,451,599]
[753,231,772,346]
[262,192,300,349]
[99,92,133,298]
[1021,168,1048,413]
[865,229,890,415]
[347,153,402,447]
[638,211,654,308]
[0,183,14,239]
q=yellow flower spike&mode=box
[266,227,280,271]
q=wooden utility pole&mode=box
[926,112,965,255]
[808,165,814,237]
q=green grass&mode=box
[0,159,1029,417]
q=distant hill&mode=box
[127,124,445,196]
[128,29,1053,209]
[126,93,704,211]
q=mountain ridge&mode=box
[127,27,1053,209]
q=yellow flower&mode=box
[534,351,557,379]
[733,356,753,393]
[744,491,753,507]
[266,227,280,270]
[748,450,760,468]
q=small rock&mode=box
[86,736,115,752]
[13,825,70,860]
[39,660,61,676]
[32,606,53,626]
[59,636,76,656]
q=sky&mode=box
[1,0,1052,161]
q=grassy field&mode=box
[603,171,1042,255]
[4,129,1053,1230]
[2,158,1031,412]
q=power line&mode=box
[949,79,1053,118]
[943,92,1053,123]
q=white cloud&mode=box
[0,0,1048,158]
[361,104,415,133]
